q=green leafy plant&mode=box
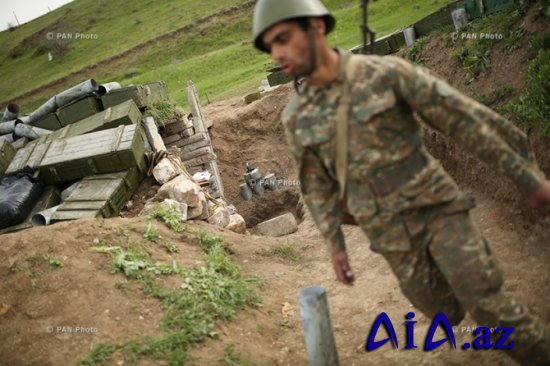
[257,243,303,263]
[502,48,550,135]
[150,203,187,233]
[76,343,116,366]
[144,222,162,243]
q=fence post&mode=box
[298,286,339,366]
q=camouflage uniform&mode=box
[282,51,548,364]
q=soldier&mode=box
[252,0,550,364]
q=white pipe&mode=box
[28,79,98,125]
[299,286,340,366]
[32,205,61,227]
[2,104,20,122]
[14,122,52,140]
[97,82,121,96]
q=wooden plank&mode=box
[142,117,166,153]
[52,169,141,221]
[57,95,103,127]
[33,113,62,131]
[183,153,216,167]
[180,138,209,154]
[102,81,169,109]
[0,139,16,176]
[181,146,213,161]
[162,134,182,145]
[38,124,145,184]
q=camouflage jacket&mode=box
[282,51,545,255]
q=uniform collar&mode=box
[299,48,350,98]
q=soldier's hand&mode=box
[331,251,354,286]
[527,180,550,207]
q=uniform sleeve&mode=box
[386,56,545,197]
[299,148,346,255]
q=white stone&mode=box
[207,206,230,228]
[226,213,246,234]
[152,158,181,185]
[187,192,209,220]
[161,199,188,221]
[156,175,201,207]
[254,212,297,237]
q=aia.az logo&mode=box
[365,312,514,351]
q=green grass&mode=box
[221,343,257,366]
[1,0,448,111]
[501,34,550,135]
[149,203,187,233]
[450,3,526,83]
[76,343,116,366]
[257,243,303,263]
[90,223,260,365]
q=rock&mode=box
[254,212,297,237]
[139,199,188,221]
[244,92,262,104]
[152,158,182,185]
[161,199,188,221]
[226,213,246,234]
[187,192,208,220]
[207,206,230,228]
[156,175,201,207]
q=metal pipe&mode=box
[2,103,20,121]
[299,286,340,366]
[61,180,81,201]
[0,119,16,134]
[26,96,57,125]
[27,79,98,125]
[0,134,14,143]
[32,205,61,227]
[14,122,52,140]
[55,79,98,107]
[97,81,121,96]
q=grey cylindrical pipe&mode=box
[403,26,416,47]
[18,115,30,124]
[299,286,340,366]
[61,180,81,201]
[54,79,98,107]
[32,205,61,227]
[0,133,14,143]
[2,104,20,122]
[0,119,16,134]
[97,81,121,96]
[27,96,57,125]
[27,79,98,125]
[14,122,52,140]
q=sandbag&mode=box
[0,169,44,229]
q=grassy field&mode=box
[0,0,450,111]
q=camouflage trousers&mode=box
[380,201,549,365]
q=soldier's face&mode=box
[262,21,314,77]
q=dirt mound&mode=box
[204,84,303,227]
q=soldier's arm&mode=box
[387,56,545,197]
[299,148,346,255]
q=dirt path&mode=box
[182,183,549,365]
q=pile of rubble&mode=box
[0,78,245,234]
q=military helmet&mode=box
[253,0,336,52]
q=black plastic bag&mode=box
[0,168,45,229]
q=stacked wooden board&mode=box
[51,169,143,221]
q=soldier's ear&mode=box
[309,17,326,37]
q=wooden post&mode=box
[298,286,339,366]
